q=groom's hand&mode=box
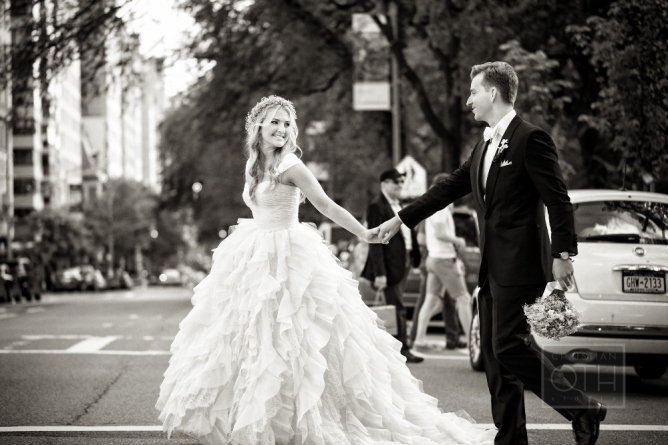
[361,227,382,244]
[378,216,403,244]
[553,258,575,290]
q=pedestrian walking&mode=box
[413,173,472,352]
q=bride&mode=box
[156,95,495,444]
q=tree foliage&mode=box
[4,0,142,94]
[84,179,159,269]
[24,208,97,270]
[569,0,668,187]
[160,0,667,243]
[160,0,394,243]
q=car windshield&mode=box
[574,200,668,244]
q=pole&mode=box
[389,1,401,166]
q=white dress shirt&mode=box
[481,109,516,193]
[425,205,457,259]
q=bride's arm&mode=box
[281,163,379,242]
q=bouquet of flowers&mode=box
[523,286,581,340]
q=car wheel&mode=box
[634,364,667,379]
[469,305,484,372]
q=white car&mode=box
[469,190,668,379]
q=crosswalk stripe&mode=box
[0,424,667,433]
[0,349,170,356]
[66,336,120,352]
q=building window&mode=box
[14,149,33,165]
[42,153,49,175]
[14,209,33,219]
[14,178,35,194]
[12,116,35,135]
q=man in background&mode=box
[362,169,423,363]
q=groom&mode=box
[377,62,606,445]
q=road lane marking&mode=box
[410,353,469,361]
[66,336,120,352]
[0,424,667,433]
[475,424,668,431]
[21,335,174,341]
[0,314,18,320]
[0,426,163,432]
[26,307,45,313]
[23,335,93,340]
[0,349,170,355]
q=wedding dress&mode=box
[156,153,495,444]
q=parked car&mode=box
[51,266,85,291]
[158,268,184,286]
[469,190,668,379]
[50,265,108,292]
[79,265,107,291]
[106,269,134,290]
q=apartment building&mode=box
[0,0,12,250]
[43,61,82,210]
[141,58,164,192]
[10,0,44,220]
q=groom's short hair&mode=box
[470,62,518,105]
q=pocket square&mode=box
[500,160,513,167]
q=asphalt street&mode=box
[0,286,666,444]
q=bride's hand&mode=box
[361,227,382,244]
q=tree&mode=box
[569,0,668,189]
[159,0,394,243]
[4,0,141,92]
[162,0,667,244]
[23,209,97,286]
[84,179,158,272]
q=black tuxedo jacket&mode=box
[362,193,421,287]
[399,115,577,287]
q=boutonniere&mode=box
[493,139,509,163]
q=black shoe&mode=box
[572,401,607,445]
[445,340,467,350]
[401,349,424,363]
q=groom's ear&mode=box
[490,87,497,102]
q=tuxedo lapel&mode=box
[484,115,522,213]
[472,139,488,211]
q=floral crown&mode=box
[245,95,296,133]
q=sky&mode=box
[125,0,200,98]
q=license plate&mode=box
[622,270,666,294]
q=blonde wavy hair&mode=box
[244,96,302,202]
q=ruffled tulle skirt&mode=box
[156,221,495,444]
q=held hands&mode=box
[377,216,403,244]
[553,257,575,290]
[361,227,383,244]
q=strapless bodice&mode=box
[242,181,300,231]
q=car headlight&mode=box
[159,274,167,282]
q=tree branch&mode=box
[371,13,455,145]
